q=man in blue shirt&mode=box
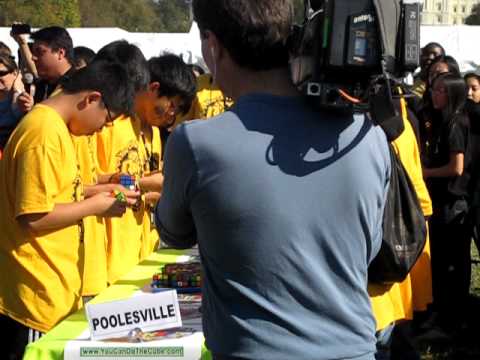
[155,1,391,359]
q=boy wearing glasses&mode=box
[0,61,136,359]
[90,44,196,285]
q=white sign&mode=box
[86,290,182,340]
[64,330,204,360]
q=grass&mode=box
[419,243,480,359]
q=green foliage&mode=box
[78,0,157,31]
[0,0,81,27]
[0,0,191,32]
[1,0,306,32]
[465,3,480,25]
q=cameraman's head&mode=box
[31,26,73,83]
[193,0,293,97]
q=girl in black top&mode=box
[465,72,480,259]
[414,56,461,160]
[422,72,471,332]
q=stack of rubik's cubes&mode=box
[151,263,202,290]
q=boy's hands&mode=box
[91,192,137,217]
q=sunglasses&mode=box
[0,69,14,77]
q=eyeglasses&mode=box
[103,99,115,123]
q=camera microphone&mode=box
[23,72,34,94]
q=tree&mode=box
[465,3,480,25]
[0,0,81,27]
[152,0,191,32]
[78,0,158,32]
[77,0,191,32]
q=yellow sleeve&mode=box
[152,126,162,169]
[96,126,114,174]
[14,145,62,217]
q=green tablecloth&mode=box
[23,249,212,360]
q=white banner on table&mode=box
[86,290,181,340]
[64,330,203,360]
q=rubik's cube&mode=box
[151,263,202,289]
[112,190,127,203]
[120,175,136,190]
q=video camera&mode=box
[290,0,421,132]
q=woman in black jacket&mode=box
[423,72,471,332]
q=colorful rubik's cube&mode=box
[112,190,127,202]
[151,262,202,289]
[120,175,136,190]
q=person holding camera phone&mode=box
[155,1,390,359]
[14,26,75,105]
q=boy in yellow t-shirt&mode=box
[174,73,233,126]
[0,61,135,359]
[92,44,196,284]
[370,95,432,358]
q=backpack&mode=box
[368,95,427,284]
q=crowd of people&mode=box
[1,0,480,359]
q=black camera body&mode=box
[290,0,421,114]
[11,23,31,36]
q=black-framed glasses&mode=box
[103,98,114,123]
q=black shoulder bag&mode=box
[368,144,427,284]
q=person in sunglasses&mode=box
[0,53,29,151]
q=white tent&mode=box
[420,25,480,73]
[0,21,204,65]
[1,24,480,72]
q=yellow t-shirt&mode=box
[175,74,233,126]
[96,116,161,284]
[369,97,433,330]
[72,135,108,296]
[394,98,433,313]
[411,78,426,98]
[0,104,83,332]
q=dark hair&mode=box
[428,55,460,81]
[432,73,468,122]
[0,53,18,72]
[31,26,74,63]
[148,54,197,115]
[93,40,150,93]
[464,72,480,84]
[193,0,293,71]
[73,46,96,68]
[0,41,12,57]
[188,63,205,77]
[61,60,135,117]
[423,42,446,56]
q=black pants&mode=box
[0,314,43,360]
[429,211,472,328]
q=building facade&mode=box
[422,0,480,24]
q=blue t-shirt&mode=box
[0,95,22,149]
[156,94,390,360]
